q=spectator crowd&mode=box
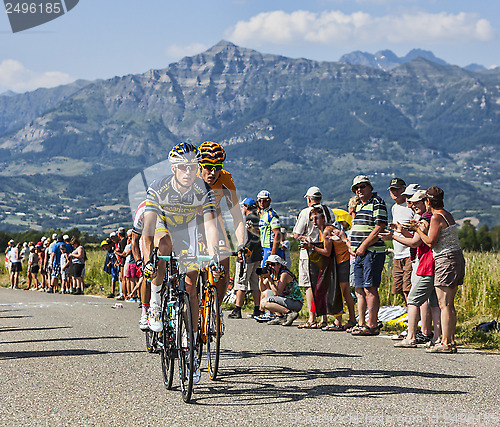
[4,174,466,354]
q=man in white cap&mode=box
[388,178,414,304]
[293,186,334,328]
[349,175,387,336]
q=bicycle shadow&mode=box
[219,348,359,360]
[190,364,470,405]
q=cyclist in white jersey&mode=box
[142,143,221,383]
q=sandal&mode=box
[345,324,361,333]
[322,324,344,331]
[342,320,356,331]
[298,321,317,329]
[394,338,417,348]
[351,326,380,336]
[312,321,328,329]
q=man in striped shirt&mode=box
[349,175,387,336]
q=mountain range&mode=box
[339,48,489,72]
[0,41,499,233]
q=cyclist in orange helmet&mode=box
[197,141,246,315]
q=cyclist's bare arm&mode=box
[131,232,142,264]
[204,211,219,258]
[142,211,157,267]
[228,192,246,247]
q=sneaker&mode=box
[139,314,149,331]
[255,313,275,323]
[267,316,285,325]
[148,302,163,332]
[415,331,433,345]
[394,338,417,348]
[391,330,407,340]
[252,309,264,318]
[228,308,242,319]
[106,293,115,298]
[281,311,299,326]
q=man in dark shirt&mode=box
[229,198,264,319]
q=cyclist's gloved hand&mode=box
[136,259,144,274]
[236,245,251,262]
[210,260,225,282]
[143,260,156,280]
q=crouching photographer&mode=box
[258,255,303,326]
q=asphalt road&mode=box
[1,287,499,426]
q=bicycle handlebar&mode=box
[156,251,238,263]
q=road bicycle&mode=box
[148,247,244,402]
[196,248,246,380]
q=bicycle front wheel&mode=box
[177,292,194,403]
[206,285,221,380]
[161,298,175,389]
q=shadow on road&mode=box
[0,315,32,319]
[190,364,470,405]
[219,348,360,360]
[0,336,128,345]
[0,348,143,359]
[0,326,72,333]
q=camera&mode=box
[256,266,269,276]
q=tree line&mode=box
[458,220,500,252]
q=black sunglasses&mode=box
[355,184,368,191]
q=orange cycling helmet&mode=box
[199,141,226,164]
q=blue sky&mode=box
[0,0,498,93]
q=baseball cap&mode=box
[100,239,110,247]
[407,190,427,202]
[109,232,117,238]
[63,234,70,240]
[388,178,406,190]
[402,184,421,196]
[52,233,57,239]
[127,229,133,236]
[8,239,14,244]
[265,254,286,266]
[257,190,271,200]
[351,175,371,193]
[242,197,256,206]
[304,186,322,198]
[118,227,126,234]
[41,236,47,242]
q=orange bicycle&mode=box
[196,249,244,380]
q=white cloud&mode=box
[165,43,209,60]
[227,10,495,46]
[0,59,73,93]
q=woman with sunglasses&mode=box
[259,255,303,326]
[408,186,465,353]
[197,141,246,309]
